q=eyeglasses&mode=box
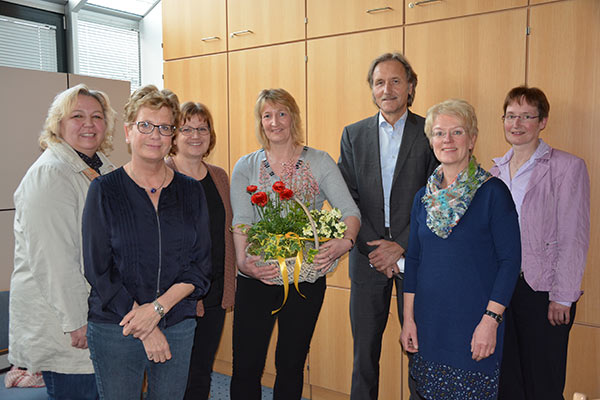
[179,126,210,136]
[502,114,540,122]
[431,128,466,138]
[135,121,175,136]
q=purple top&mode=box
[491,140,590,303]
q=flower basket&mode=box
[243,180,346,313]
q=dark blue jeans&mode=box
[87,318,196,400]
[41,371,98,400]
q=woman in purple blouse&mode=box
[491,86,590,400]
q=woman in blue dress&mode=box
[400,99,521,399]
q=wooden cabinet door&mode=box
[307,0,403,38]
[227,0,305,50]
[405,0,526,24]
[528,0,600,327]
[164,54,229,171]
[162,0,226,60]
[406,9,527,170]
[306,28,403,163]
[228,42,306,172]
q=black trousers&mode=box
[230,276,326,400]
[498,276,576,400]
[183,305,227,400]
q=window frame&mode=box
[0,1,67,72]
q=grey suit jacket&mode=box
[338,111,438,279]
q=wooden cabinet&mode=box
[162,0,226,59]
[405,0,526,24]
[228,42,306,171]
[227,0,305,51]
[565,323,600,398]
[528,0,600,326]
[405,9,527,170]
[163,54,229,171]
[310,287,405,399]
[306,28,403,162]
[307,0,403,38]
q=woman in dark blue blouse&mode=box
[400,99,520,399]
[83,85,212,400]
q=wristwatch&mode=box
[484,309,503,324]
[153,300,165,318]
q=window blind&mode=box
[0,15,57,72]
[77,17,140,91]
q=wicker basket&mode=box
[250,198,339,285]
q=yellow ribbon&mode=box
[270,232,309,314]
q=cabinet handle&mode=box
[201,36,220,41]
[366,6,393,14]
[408,0,442,8]
[230,29,253,38]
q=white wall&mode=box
[140,1,164,89]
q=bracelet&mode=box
[345,237,355,250]
[484,309,503,324]
[153,300,165,318]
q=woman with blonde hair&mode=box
[83,85,212,399]
[10,84,116,399]
[165,102,236,400]
[230,88,360,399]
[400,99,521,399]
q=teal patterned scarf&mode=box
[422,157,492,239]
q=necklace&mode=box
[129,164,168,194]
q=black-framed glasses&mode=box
[135,121,175,136]
[502,114,540,122]
[179,126,210,136]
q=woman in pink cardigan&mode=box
[491,86,590,400]
[165,102,236,400]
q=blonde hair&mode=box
[424,99,479,140]
[170,102,216,158]
[124,85,180,127]
[254,88,304,150]
[39,84,116,153]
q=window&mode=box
[77,11,141,91]
[0,2,67,72]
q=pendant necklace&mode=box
[129,164,168,194]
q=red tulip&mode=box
[272,181,286,193]
[246,185,258,193]
[250,192,269,207]
[279,188,294,200]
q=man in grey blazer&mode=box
[338,53,438,400]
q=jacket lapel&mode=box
[525,148,552,193]
[392,111,419,186]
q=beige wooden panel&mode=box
[228,42,306,172]
[310,287,404,398]
[312,385,350,400]
[306,28,403,161]
[528,0,600,326]
[0,211,15,290]
[310,287,353,393]
[406,9,527,170]
[0,66,67,209]
[307,0,403,38]
[405,0,526,24]
[164,55,230,172]
[162,0,226,59]
[564,323,600,398]
[68,74,131,168]
[326,255,351,289]
[227,0,304,50]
